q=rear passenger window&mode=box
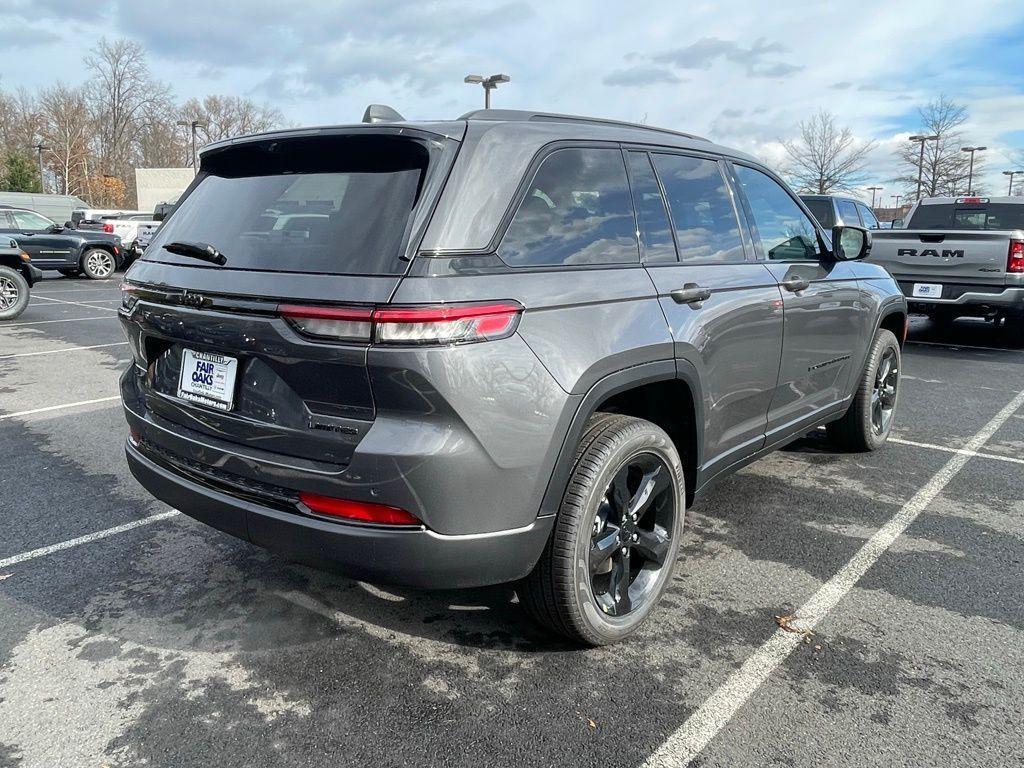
[627,152,676,263]
[858,204,880,229]
[500,148,639,267]
[652,154,745,263]
[837,199,861,226]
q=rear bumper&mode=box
[899,283,1024,311]
[126,440,554,589]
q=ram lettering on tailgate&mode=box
[897,247,965,259]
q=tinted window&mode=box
[11,210,53,231]
[500,148,638,267]
[146,134,434,275]
[627,152,676,263]
[908,203,1024,230]
[734,166,820,261]
[653,154,744,263]
[858,204,880,229]
[0,212,14,229]
[837,199,861,226]
[803,198,835,228]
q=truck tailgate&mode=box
[868,230,1015,287]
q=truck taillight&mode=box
[280,301,524,345]
[1009,240,1024,274]
[103,222,114,233]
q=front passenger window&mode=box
[733,166,820,261]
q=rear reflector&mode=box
[1009,240,1024,274]
[280,301,523,345]
[103,222,114,233]
[298,492,422,526]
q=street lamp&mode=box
[1003,170,1023,196]
[960,146,987,194]
[908,134,940,200]
[33,143,49,194]
[891,193,902,210]
[464,73,510,109]
[176,120,207,174]
[867,186,883,208]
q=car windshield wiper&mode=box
[163,241,227,266]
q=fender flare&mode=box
[537,358,705,518]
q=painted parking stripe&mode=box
[31,294,119,313]
[0,396,121,421]
[0,315,118,327]
[889,436,1024,466]
[0,342,129,360]
[643,385,1024,768]
[0,510,180,570]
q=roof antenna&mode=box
[362,104,405,124]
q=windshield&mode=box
[145,134,437,275]
[908,203,1024,231]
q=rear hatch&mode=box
[122,127,461,466]
[870,200,1024,288]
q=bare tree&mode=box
[179,94,285,151]
[0,87,43,157]
[781,110,876,194]
[894,96,979,198]
[38,84,91,195]
[84,38,173,196]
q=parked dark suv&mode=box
[120,109,907,644]
[0,206,123,279]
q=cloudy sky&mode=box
[3,0,1023,200]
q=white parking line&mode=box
[889,436,1024,466]
[0,396,121,421]
[907,340,1020,354]
[0,510,180,570]
[643,385,1024,768]
[0,315,118,327]
[31,294,119,312]
[0,342,129,359]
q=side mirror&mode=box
[831,225,871,261]
[48,224,63,233]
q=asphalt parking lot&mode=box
[1,275,1023,768]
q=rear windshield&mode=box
[908,203,1024,231]
[803,199,835,228]
[144,134,435,275]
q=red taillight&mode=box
[279,304,373,342]
[280,301,523,345]
[1008,240,1024,274]
[373,302,522,344]
[103,222,114,233]
[298,492,422,526]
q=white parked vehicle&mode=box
[100,213,162,261]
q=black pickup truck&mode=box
[0,205,123,279]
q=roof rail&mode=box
[457,109,708,142]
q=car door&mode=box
[630,149,784,480]
[729,163,867,442]
[9,209,72,268]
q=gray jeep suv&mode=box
[119,108,907,644]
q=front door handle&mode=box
[670,283,712,307]
[782,276,810,293]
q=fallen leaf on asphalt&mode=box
[774,614,815,639]
[587,718,597,729]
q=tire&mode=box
[519,413,685,645]
[0,266,30,321]
[827,329,901,451]
[58,268,80,278]
[81,248,116,280]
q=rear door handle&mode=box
[781,276,810,293]
[670,283,712,306]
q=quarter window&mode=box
[837,199,861,226]
[500,148,639,267]
[652,154,745,263]
[733,166,820,261]
[857,204,880,229]
[626,152,676,263]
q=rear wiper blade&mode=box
[163,241,227,266]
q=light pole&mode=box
[891,193,902,210]
[909,134,939,200]
[176,120,207,174]
[33,143,49,193]
[960,146,986,194]
[867,186,883,208]
[1003,170,1023,196]
[464,73,510,109]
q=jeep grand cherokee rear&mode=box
[121,112,905,645]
